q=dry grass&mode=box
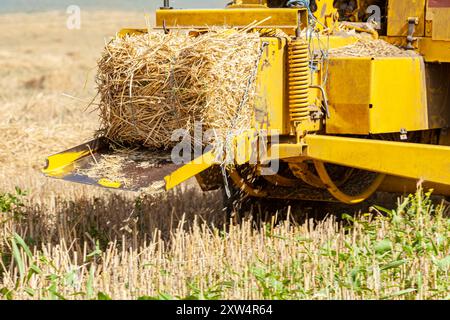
[329,39,418,57]
[0,188,448,300]
[0,11,448,300]
[97,29,260,149]
[0,11,146,178]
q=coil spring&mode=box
[288,39,310,123]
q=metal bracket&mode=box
[160,0,172,10]
[406,17,419,50]
[400,128,408,141]
[162,20,170,35]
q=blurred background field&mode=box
[0,6,448,300]
[0,11,146,195]
[0,1,227,13]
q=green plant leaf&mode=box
[382,288,416,299]
[0,287,13,300]
[86,265,95,299]
[11,237,25,281]
[380,259,407,271]
[433,256,450,271]
[24,287,35,297]
[97,292,112,300]
[86,241,102,259]
[137,295,158,300]
[372,205,393,216]
[13,233,33,259]
[374,239,392,255]
[341,213,355,222]
[138,292,175,300]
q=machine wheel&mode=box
[313,160,386,205]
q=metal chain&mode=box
[221,41,268,198]
[232,41,268,129]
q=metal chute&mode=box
[42,138,216,193]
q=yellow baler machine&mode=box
[43,0,450,204]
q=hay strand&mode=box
[329,39,418,57]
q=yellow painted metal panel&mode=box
[427,8,450,40]
[417,37,450,62]
[329,103,370,134]
[164,151,216,190]
[326,56,429,134]
[43,151,90,177]
[370,57,428,133]
[326,57,372,134]
[385,36,450,63]
[117,29,146,38]
[156,8,307,30]
[254,37,288,134]
[234,131,256,165]
[304,135,450,186]
[326,58,373,104]
[164,141,304,186]
[263,143,304,162]
[314,0,336,28]
[98,179,122,189]
[387,0,426,37]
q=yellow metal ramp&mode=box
[42,138,215,193]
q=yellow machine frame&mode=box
[43,0,450,204]
[326,56,429,134]
[385,0,450,62]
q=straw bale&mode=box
[96,30,261,149]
